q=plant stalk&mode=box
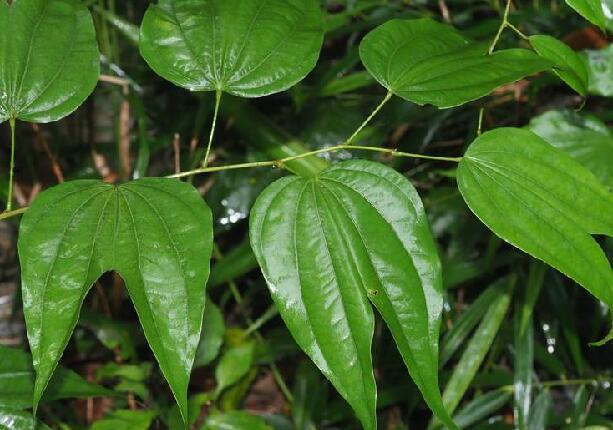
[6,117,16,212]
[202,90,222,169]
[344,90,393,145]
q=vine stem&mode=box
[170,143,461,179]
[6,116,16,212]
[343,90,393,145]
[488,0,513,54]
[202,90,222,169]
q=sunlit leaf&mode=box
[139,0,324,97]
[528,110,613,188]
[0,409,52,430]
[530,35,588,95]
[0,0,99,123]
[203,411,273,430]
[565,0,610,30]
[359,18,551,108]
[18,178,213,421]
[457,128,613,308]
[250,160,456,430]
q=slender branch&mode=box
[488,0,513,54]
[6,117,16,212]
[344,90,393,145]
[506,21,529,40]
[0,206,27,221]
[202,90,222,169]
[477,107,485,135]
[170,143,461,179]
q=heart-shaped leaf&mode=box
[250,160,456,430]
[529,35,588,95]
[0,0,100,123]
[18,178,213,421]
[457,128,613,308]
[528,110,613,187]
[359,18,551,108]
[139,0,324,97]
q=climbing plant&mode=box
[0,0,611,429]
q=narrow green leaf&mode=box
[250,160,456,430]
[139,0,324,97]
[439,278,513,417]
[292,360,326,430]
[0,345,111,410]
[194,298,225,368]
[203,411,273,430]
[80,310,136,360]
[514,293,534,430]
[0,409,52,430]
[18,178,213,421]
[452,390,512,429]
[527,110,613,188]
[359,18,551,108]
[440,284,500,367]
[527,390,550,430]
[457,128,613,309]
[530,35,588,95]
[582,45,613,97]
[0,0,100,123]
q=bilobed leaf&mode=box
[583,45,613,97]
[528,110,613,187]
[457,128,613,309]
[358,19,551,108]
[139,0,324,97]
[250,160,456,430]
[529,35,588,95]
[0,0,99,123]
[0,345,111,410]
[18,178,213,421]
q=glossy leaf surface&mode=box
[528,110,613,187]
[18,178,213,421]
[529,35,588,95]
[139,0,324,97]
[0,0,100,123]
[457,128,613,308]
[0,409,52,430]
[0,345,111,410]
[250,160,455,429]
[359,19,551,108]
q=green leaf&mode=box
[527,390,550,429]
[0,0,100,123]
[439,278,513,418]
[202,411,273,430]
[18,178,213,421]
[215,341,255,396]
[440,283,500,367]
[194,298,225,368]
[89,410,157,430]
[79,310,136,360]
[0,345,111,410]
[457,128,613,309]
[0,409,52,430]
[452,390,512,429]
[565,0,608,29]
[583,45,613,97]
[358,18,551,108]
[250,159,456,430]
[529,35,588,95]
[527,110,613,188]
[139,0,324,97]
